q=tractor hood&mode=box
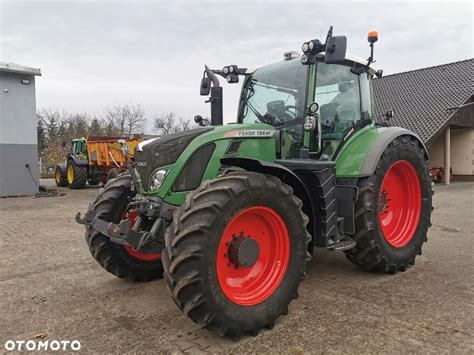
[134,127,214,187]
[134,123,276,194]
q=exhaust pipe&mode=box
[205,65,223,126]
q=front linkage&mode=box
[76,194,169,254]
[76,141,169,256]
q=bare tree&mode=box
[36,104,150,165]
[154,112,192,135]
[105,103,147,136]
[88,117,103,136]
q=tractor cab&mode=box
[200,27,381,164]
[70,138,87,159]
[237,53,376,161]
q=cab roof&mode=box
[246,52,376,75]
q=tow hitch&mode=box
[75,196,170,254]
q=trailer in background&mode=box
[55,136,142,189]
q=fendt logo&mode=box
[4,339,81,352]
[224,130,275,138]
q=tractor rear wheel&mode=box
[54,165,68,187]
[85,174,163,281]
[88,174,100,186]
[67,161,87,189]
[344,135,432,273]
[162,171,311,338]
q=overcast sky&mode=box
[1,0,472,130]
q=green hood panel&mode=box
[144,123,277,205]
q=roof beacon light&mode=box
[368,31,378,43]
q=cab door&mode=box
[310,60,372,159]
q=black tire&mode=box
[67,160,87,189]
[162,171,311,338]
[55,164,68,187]
[85,174,164,281]
[344,135,432,273]
[88,174,100,186]
[107,168,119,182]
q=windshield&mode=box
[239,59,308,126]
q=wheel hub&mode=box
[216,206,290,306]
[227,234,260,268]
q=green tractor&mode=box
[55,138,94,189]
[77,28,432,338]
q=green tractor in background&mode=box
[55,136,141,189]
[55,138,94,188]
[77,28,432,338]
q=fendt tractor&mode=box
[77,28,432,338]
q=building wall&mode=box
[0,72,38,196]
[451,128,474,175]
[428,127,474,177]
[429,133,445,168]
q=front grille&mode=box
[136,164,150,189]
[134,127,214,190]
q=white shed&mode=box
[0,62,42,196]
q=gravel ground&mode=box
[0,180,473,353]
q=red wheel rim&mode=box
[122,210,161,261]
[379,160,421,248]
[216,206,290,306]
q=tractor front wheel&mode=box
[345,135,432,273]
[85,174,163,281]
[162,171,311,338]
[67,161,87,189]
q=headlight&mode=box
[150,169,169,192]
[302,42,309,53]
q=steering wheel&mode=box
[284,105,303,120]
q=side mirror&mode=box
[200,77,211,96]
[325,35,347,64]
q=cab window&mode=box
[314,61,362,157]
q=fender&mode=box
[221,157,317,253]
[359,127,428,177]
[336,126,428,178]
[68,155,89,166]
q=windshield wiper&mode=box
[241,96,277,125]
